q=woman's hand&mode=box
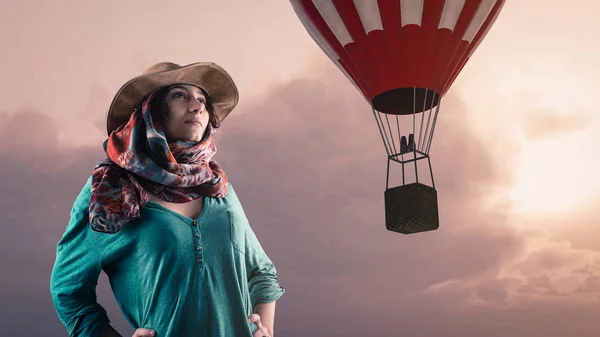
[132,328,156,337]
[249,313,271,337]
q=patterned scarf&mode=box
[89,92,228,234]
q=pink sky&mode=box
[1,1,599,336]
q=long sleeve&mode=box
[50,177,110,337]
[244,223,285,309]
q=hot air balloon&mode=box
[289,0,506,234]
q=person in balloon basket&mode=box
[50,62,285,337]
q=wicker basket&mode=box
[384,182,439,234]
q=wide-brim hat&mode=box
[106,61,239,136]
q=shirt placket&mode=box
[192,219,203,266]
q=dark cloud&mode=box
[1,60,600,337]
[0,107,58,159]
[0,109,111,336]
[79,83,113,133]
[476,278,511,302]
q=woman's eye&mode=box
[198,98,206,103]
[173,92,185,98]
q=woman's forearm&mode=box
[254,301,277,337]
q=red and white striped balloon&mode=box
[290,0,506,114]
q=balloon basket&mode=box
[385,182,439,234]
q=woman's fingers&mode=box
[248,313,260,324]
[249,314,269,337]
[132,328,156,337]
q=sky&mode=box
[1,0,600,336]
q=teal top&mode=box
[50,177,285,337]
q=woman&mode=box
[50,62,285,337]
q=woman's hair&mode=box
[149,84,221,129]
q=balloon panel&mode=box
[290,0,506,114]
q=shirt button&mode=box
[196,258,202,263]
[194,232,200,238]
[196,245,201,251]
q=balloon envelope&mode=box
[290,0,506,114]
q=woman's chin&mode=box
[187,133,205,143]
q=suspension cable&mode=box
[371,107,391,157]
[384,113,398,156]
[412,87,419,183]
[425,101,441,155]
[417,89,428,152]
[420,93,436,153]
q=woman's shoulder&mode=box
[210,182,246,215]
[59,176,96,242]
[222,182,244,205]
[225,182,236,196]
[71,176,93,212]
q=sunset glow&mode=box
[509,129,600,216]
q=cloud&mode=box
[521,108,595,140]
[1,59,600,337]
[509,91,597,140]
[0,109,108,336]
[80,83,114,133]
[0,107,58,158]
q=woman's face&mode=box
[163,84,210,142]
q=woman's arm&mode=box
[254,301,277,337]
[243,221,285,314]
[50,177,112,336]
[228,185,285,335]
[243,223,284,337]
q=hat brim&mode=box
[106,62,239,136]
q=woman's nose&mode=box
[188,99,205,113]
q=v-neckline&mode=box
[145,197,210,224]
